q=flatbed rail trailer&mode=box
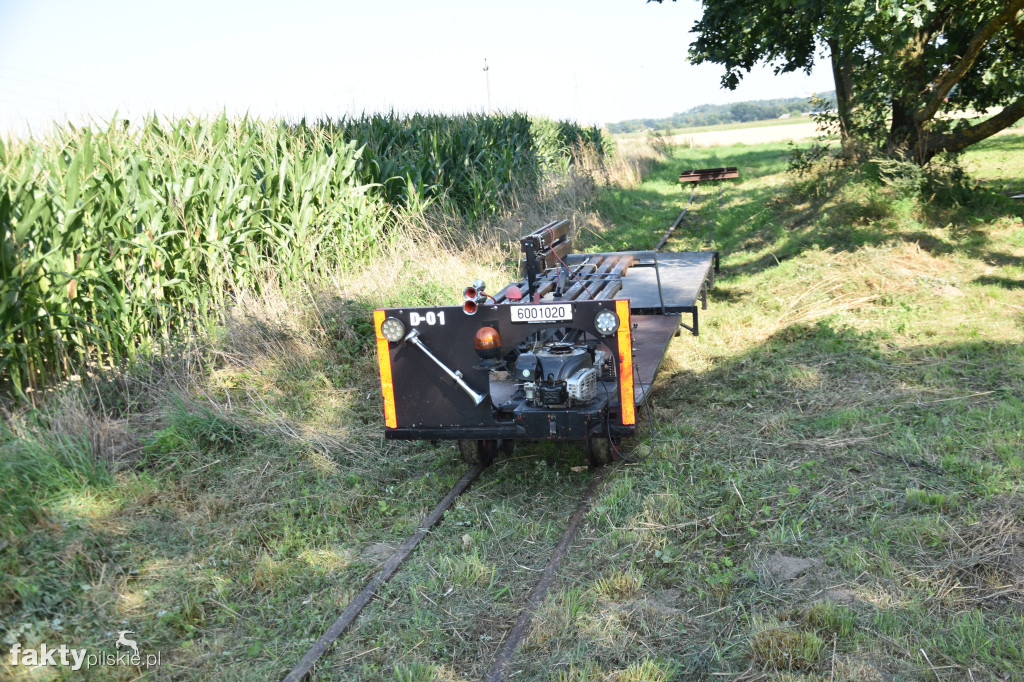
[372,219,718,466]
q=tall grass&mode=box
[0,113,607,398]
[0,392,113,538]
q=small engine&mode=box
[515,343,600,408]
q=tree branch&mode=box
[919,9,953,47]
[889,7,950,72]
[924,97,1024,157]
[916,0,1024,124]
[1012,10,1024,44]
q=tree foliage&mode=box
[606,93,834,133]
[651,0,1024,164]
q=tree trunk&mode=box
[828,39,859,160]
[886,98,921,160]
[885,1,1024,164]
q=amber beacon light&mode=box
[474,326,501,359]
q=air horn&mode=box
[463,279,486,315]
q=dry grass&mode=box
[601,134,669,189]
[750,625,826,671]
[929,501,1024,609]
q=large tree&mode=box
[652,0,1024,164]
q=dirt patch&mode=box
[360,542,396,565]
[639,588,686,618]
[764,552,815,581]
[810,587,858,606]
[606,589,688,621]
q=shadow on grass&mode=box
[596,138,1023,281]
[973,275,1024,289]
[646,318,1024,676]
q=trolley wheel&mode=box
[586,434,615,467]
[458,439,498,466]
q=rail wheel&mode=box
[458,439,498,466]
[586,434,614,467]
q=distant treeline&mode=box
[608,92,836,133]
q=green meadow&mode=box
[2,124,1023,679]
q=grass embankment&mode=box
[2,134,1023,680]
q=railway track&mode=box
[283,464,487,681]
[283,461,611,681]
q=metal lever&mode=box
[404,329,487,406]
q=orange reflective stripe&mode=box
[373,310,398,428]
[615,299,635,425]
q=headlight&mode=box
[594,309,619,336]
[380,317,406,343]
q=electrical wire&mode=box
[633,359,660,461]
[602,355,657,464]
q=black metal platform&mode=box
[631,314,682,403]
[560,250,717,334]
[564,251,716,313]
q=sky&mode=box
[0,0,835,136]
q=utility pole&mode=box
[483,58,492,116]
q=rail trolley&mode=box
[372,218,718,466]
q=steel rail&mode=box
[656,184,700,251]
[282,464,485,682]
[483,465,610,681]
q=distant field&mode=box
[615,114,818,139]
[667,121,819,147]
[614,114,1024,149]
[613,119,820,150]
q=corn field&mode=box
[331,112,604,218]
[0,113,606,398]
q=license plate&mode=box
[510,303,573,324]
